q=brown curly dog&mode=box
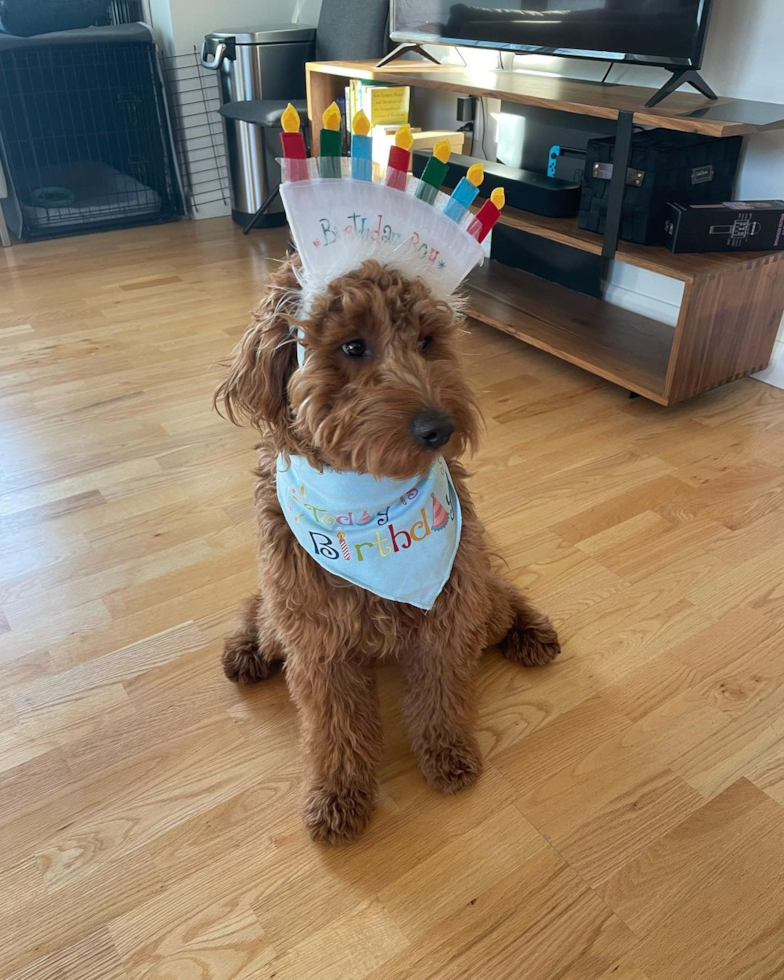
[215,256,560,843]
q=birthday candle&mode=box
[280,103,308,182]
[467,187,506,242]
[385,124,413,191]
[319,101,343,178]
[443,163,484,222]
[415,138,451,205]
[350,109,372,181]
[337,531,351,561]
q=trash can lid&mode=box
[205,25,316,45]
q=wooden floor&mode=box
[3,218,784,980]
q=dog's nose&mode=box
[410,409,456,450]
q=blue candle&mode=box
[444,163,484,222]
[351,110,373,181]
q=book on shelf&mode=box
[349,79,411,127]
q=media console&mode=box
[305,61,784,405]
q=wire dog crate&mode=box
[0,27,182,239]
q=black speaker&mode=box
[412,151,581,218]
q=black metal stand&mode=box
[601,110,634,260]
[644,69,718,109]
[375,43,440,68]
[243,185,281,236]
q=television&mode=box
[390,0,714,69]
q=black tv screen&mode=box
[391,0,713,68]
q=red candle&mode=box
[280,103,309,181]
[467,188,505,242]
[385,124,413,191]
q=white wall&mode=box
[149,0,308,54]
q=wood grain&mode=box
[3,218,784,978]
[466,261,673,403]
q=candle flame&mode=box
[491,187,505,210]
[281,103,300,134]
[352,109,371,136]
[466,163,484,187]
[322,101,341,131]
[433,139,451,164]
[394,124,414,151]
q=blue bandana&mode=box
[277,454,462,610]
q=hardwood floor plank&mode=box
[3,218,784,978]
[367,846,636,980]
[601,780,784,980]
[7,927,129,980]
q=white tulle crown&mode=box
[277,103,505,305]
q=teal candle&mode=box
[351,133,373,181]
[415,142,450,205]
[319,128,342,178]
[443,176,480,222]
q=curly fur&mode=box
[215,257,560,843]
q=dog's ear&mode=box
[214,258,300,431]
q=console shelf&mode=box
[306,61,784,404]
[465,262,673,402]
[465,256,784,406]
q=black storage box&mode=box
[665,201,784,253]
[578,130,743,246]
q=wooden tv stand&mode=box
[306,61,784,405]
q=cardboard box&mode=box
[371,128,465,171]
[665,200,784,253]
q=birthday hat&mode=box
[277,103,505,306]
[431,492,449,531]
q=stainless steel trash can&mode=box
[201,26,315,226]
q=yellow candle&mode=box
[395,124,414,150]
[352,109,371,136]
[322,101,341,131]
[432,139,452,164]
[467,163,484,186]
[281,102,301,133]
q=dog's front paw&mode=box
[303,783,375,844]
[418,738,482,794]
[222,635,281,684]
[501,613,561,667]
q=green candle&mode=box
[415,138,451,205]
[319,101,342,178]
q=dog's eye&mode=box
[340,339,368,358]
[420,335,433,353]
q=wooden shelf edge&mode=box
[306,61,784,139]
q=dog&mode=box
[216,255,561,843]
